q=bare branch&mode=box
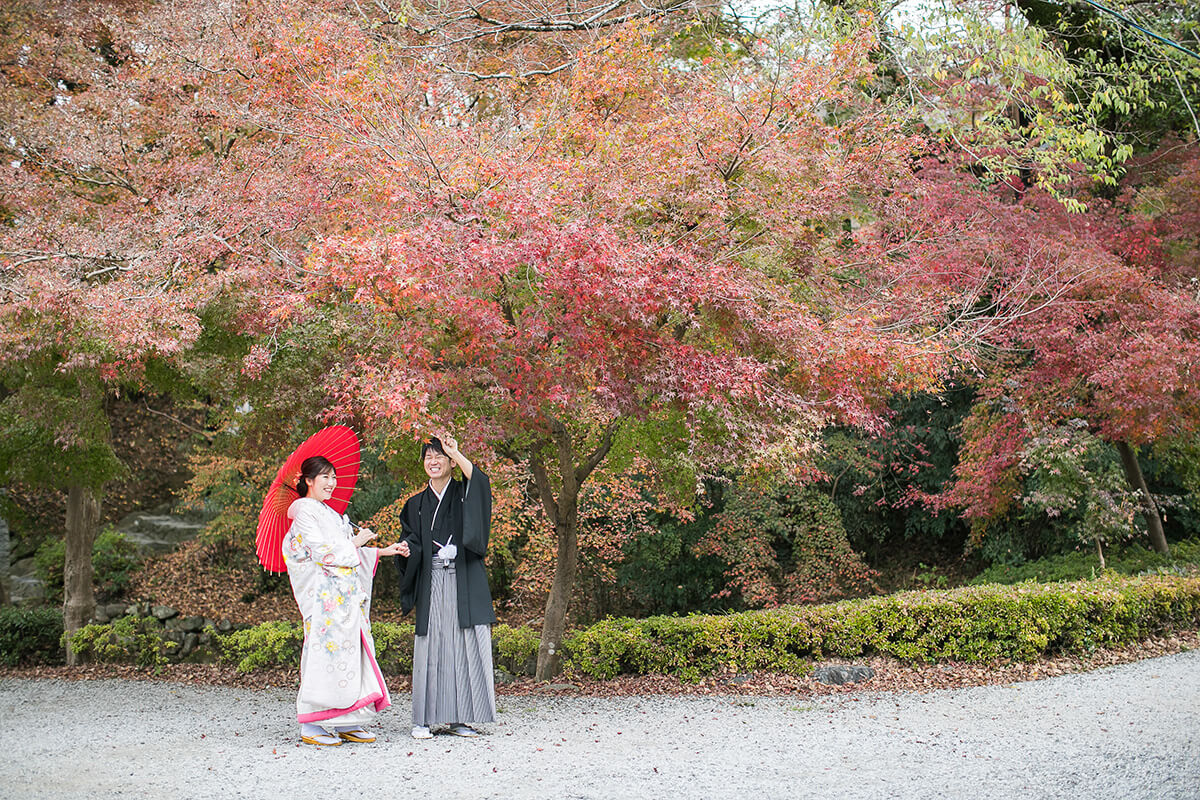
[140,401,217,441]
[393,0,698,50]
[443,60,576,81]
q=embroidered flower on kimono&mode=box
[323,598,336,612]
[325,641,339,653]
[335,594,345,605]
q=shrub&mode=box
[972,537,1200,585]
[33,538,65,603]
[0,606,64,666]
[493,623,540,675]
[217,621,415,674]
[370,621,415,673]
[33,528,143,603]
[218,621,303,673]
[91,529,141,600]
[216,620,530,676]
[206,576,1200,682]
[1017,426,1141,556]
[563,574,1200,680]
[694,484,878,607]
[67,615,168,668]
[613,510,730,618]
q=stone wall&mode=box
[91,602,237,663]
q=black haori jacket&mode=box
[395,467,496,636]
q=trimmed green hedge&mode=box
[563,575,1200,680]
[31,575,1200,681]
[0,606,64,666]
[216,620,539,674]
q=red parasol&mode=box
[255,425,361,572]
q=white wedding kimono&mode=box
[283,497,391,726]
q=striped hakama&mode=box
[411,562,496,727]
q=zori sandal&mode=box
[336,728,376,743]
[300,731,343,747]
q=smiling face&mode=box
[423,449,451,482]
[307,468,337,502]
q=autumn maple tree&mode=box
[7,0,1196,680]
[219,4,1003,676]
[902,154,1200,555]
[0,0,327,655]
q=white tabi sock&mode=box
[301,723,333,738]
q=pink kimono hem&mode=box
[296,631,392,723]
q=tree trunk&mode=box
[536,520,579,680]
[63,484,101,665]
[0,507,11,606]
[1115,441,1168,555]
[527,419,620,680]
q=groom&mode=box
[394,435,497,739]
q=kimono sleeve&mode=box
[359,546,381,576]
[461,467,491,557]
[394,496,422,614]
[291,502,359,568]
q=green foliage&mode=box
[912,563,949,589]
[0,606,64,666]
[218,620,303,672]
[1148,436,1200,541]
[33,537,65,602]
[0,372,126,491]
[972,512,1070,568]
[493,623,540,675]
[1014,0,1200,149]
[90,529,141,599]
[346,461,407,524]
[67,615,168,668]
[564,612,817,681]
[824,389,974,558]
[1018,425,1140,553]
[614,508,730,617]
[563,574,1200,679]
[217,620,415,673]
[33,527,142,603]
[369,621,415,673]
[215,620,534,675]
[891,2,1131,194]
[607,412,698,507]
[695,482,878,607]
[973,538,1200,585]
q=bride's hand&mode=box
[378,541,409,557]
[353,528,377,547]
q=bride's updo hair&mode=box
[297,456,336,497]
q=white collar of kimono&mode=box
[288,496,339,520]
[427,481,450,542]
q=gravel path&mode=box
[3,649,1198,799]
